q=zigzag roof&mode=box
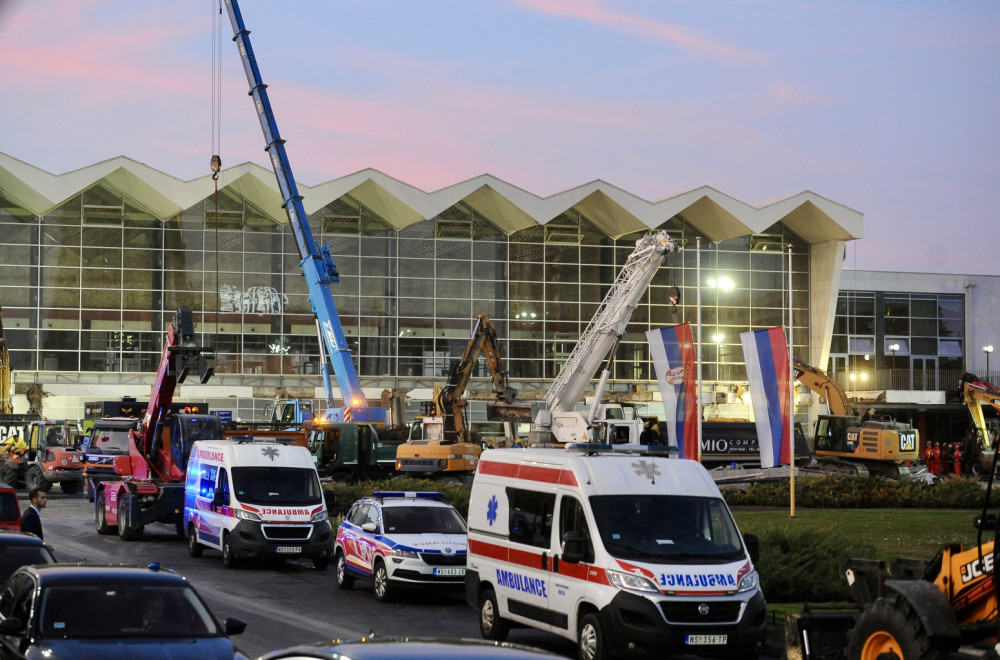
[0,151,862,243]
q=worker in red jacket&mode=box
[953,443,963,475]
[928,442,941,476]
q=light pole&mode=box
[888,343,899,361]
[985,345,994,374]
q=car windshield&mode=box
[38,583,221,639]
[589,495,745,564]
[382,505,467,535]
[87,428,131,454]
[231,467,323,505]
[0,546,55,582]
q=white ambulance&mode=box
[465,445,767,660]
[184,438,332,570]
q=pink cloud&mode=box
[511,0,765,64]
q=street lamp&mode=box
[888,343,899,362]
[985,345,994,373]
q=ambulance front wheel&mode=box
[478,588,509,642]
[578,612,609,660]
[188,524,203,558]
[222,532,240,569]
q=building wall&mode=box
[0,156,857,425]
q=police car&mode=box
[334,491,468,602]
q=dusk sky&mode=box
[2,0,998,276]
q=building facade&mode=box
[0,151,862,426]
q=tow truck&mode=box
[793,358,919,477]
[528,231,676,446]
[396,314,519,475]
[219,0,388,427]
[95,307,218,540]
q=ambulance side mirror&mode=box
[743,533,760,563]
[212,489,227,507]
[561,530,590,564]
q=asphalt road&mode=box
[27,489,577,659]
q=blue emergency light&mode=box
[370,491,443,501]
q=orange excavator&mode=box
[793,358,920,477]
[958,373,1000,475]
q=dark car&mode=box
[0,562,248,659]
[256,637,564,660]
[0,532,55,583]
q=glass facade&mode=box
[0,178,811,415]
[830,290,965,390]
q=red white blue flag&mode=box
[646,323,698,459]
[740,327,792,468]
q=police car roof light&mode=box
[371,491,443,501]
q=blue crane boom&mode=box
[222,0,385,424]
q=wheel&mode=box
[313,556,329,570]
[478,588,509,642]
[25,466,51,493]
[222,532,239,569]
[578,612,609,660]
[335,551,355,589]
[84,478,95,502]
[846,593,946,660]
[0,465,19,488]
[373,560,394,602]
[95,491,115,535]
[60,480,81,495]
[188,523,204,558]
[117,497,142,541]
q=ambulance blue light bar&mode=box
[370,491,443,501]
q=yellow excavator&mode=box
[794,358,920,477]
[958,373,1000,475]
[395,314,520,475]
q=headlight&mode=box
[311,510,328,523]
[606,569,660,593]
[738,570,759,593]
[392,548,420,559]
[236,509,261,523]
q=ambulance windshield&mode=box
[231,467,323,505]
[589,495,745,564]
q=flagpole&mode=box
[788,244,796,518]
[696,237,703,463]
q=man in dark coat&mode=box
[20,487,46,540]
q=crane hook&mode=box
[210,154,222,181]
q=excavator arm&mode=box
[436,315,517,443]
[793,358,855,417]
[960,373,1000,446]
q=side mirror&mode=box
[561,530,588,564]
[361,522,378,533]
[212,489,227,507]
[743,532,760,563]
[224,617,247,636]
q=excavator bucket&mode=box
[486,401,533,423]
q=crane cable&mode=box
[211,0,223,333]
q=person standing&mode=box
[20,488,46,540]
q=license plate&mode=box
[433,567,466,577]
[685,634,727,646]
[275,546,302,554]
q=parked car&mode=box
[0,532,55,583]
[0,484,19,532]
[256,637,563,659]
[0,562,249,659]
[334,491,467,602]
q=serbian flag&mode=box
[741,327,792,468]
[646,323,698,459]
